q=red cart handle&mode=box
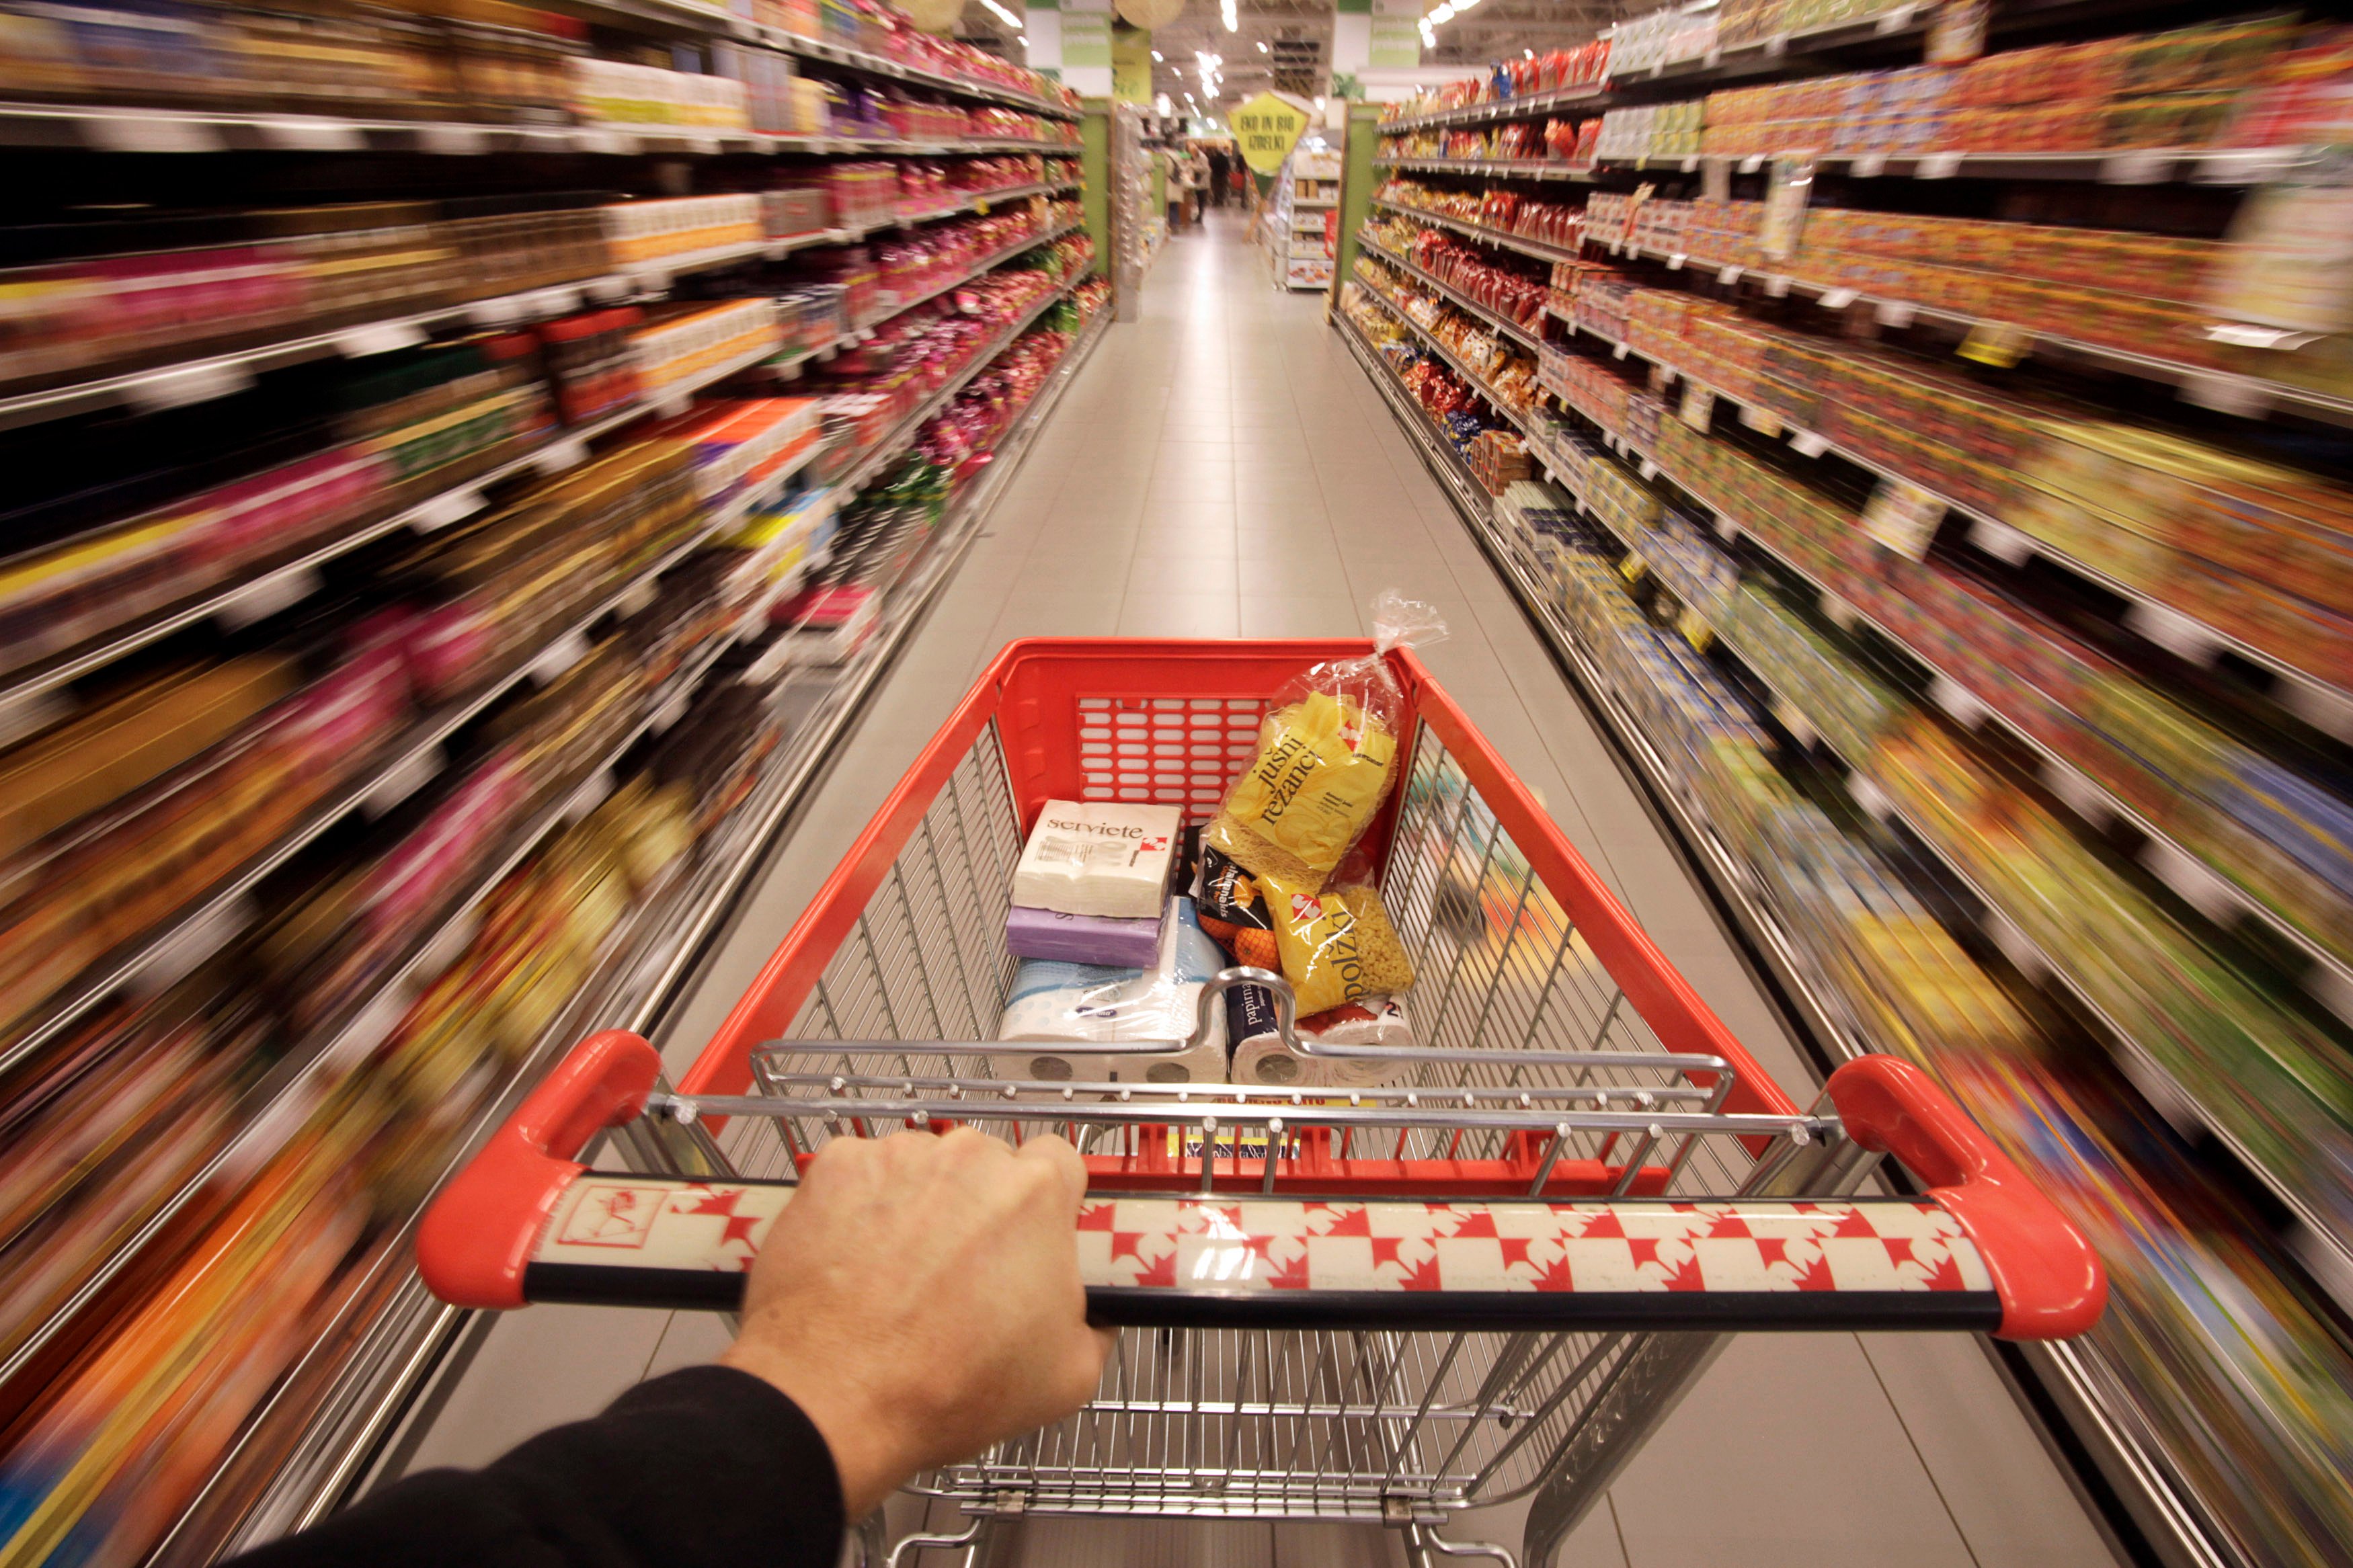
[422,1039,2101,1340]
[417,1030,663,1310]
[1823,1055,2104,1340]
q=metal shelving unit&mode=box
[189,300,1113,1563]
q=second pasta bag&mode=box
[1259,867,1415,1016]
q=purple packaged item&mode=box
[1005,904,1162,967]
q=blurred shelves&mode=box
[1548,306,2353,738]
[1527,353,2353,1317]
[0,335,793,1084]
[1589,232,2353,433]
[769,216,1080,379]
[1377,156,1596,183]
[1358,233,1547,354]
[1349,283,1539,436]
[1371,198,1584,265]
[1388,146,2313,190]
[1338,303,1880,1073]
[1350,243,2353,1313]
[0,337,783,745]
[1374,1,1926,134]
[0,240,891,435]
[0,101,1077,157]
[184,302,1114,1565]
[828,273,1084,498]
[1549,331,2353,1028]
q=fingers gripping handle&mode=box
[417,1031,664,1310]
[1824,1055,2106,1341]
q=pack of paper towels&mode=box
[994,897,1228,1084]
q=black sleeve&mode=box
[227,1365,845,1568]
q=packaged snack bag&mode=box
[1204,591,1445,886]
[1194,845,1279,968]
[1259,867,1417,1016]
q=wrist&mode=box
[719,1339,918,1519]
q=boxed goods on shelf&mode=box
[570,55,750,132]
[630,300,783,400]
[0,199,606,398]
[0,0,588,121]
[602,195,763,269]
[0,335,559,684]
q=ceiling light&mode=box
[1220,0,1236,31]
[978,0,1021,28]
[1429,3,1452,21]
[1524,47,1535,58]
[1152,50,1162,60]
[1313,95,1325,110]
[1255,39,1267,50]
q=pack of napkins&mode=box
[1010,800,1179,919]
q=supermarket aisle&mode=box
[395,212,2123,1568]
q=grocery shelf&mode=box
[561,0,1080,118]
[1349,282,1543,445]
[1358,232,1548,355]
[827,273,1085,499]
[1520,357,2353,1315]
[0,100,1078,156]
[1377,156,1596,183]
[1371,198,1584,265]
[0,339,797,1084]
[187,303,1115,1565]
[828,179,1079,241]
[1338,304,1879,1075]
[1589,232,2353,433]
[0,274,633,434]
[0,523,778,1395]
[1550,305,2353,735]
[1406,145,2320,188]
[1373,1,1925,134]
[1542,316,2353,1022]
[1353,223,2353,1307]
[0,335,782,745]
[1343,300,2288,1568]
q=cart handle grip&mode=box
[1823,1056,2104,1340]
[417,1030,662,1310]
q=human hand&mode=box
[718,1128,1112,1519]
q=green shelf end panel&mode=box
[1333,102,1382,309]
[1082,99,1113,278]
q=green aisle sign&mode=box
[1232,92,1309,176]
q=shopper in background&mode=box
[225,1128,1110,1568]
[1205,145,1231,208]
[1161,145,1185,235]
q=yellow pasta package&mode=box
[1204,591,1443,886]
[1260,868,1416,1016]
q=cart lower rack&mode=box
[422,640,2103,1567]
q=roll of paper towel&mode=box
[1232,1033,1320,1087]
[995,898,1227,1085]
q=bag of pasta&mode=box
[1259,863,1415,1016]
[1204,591,1445,886]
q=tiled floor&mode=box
[392,212,2126,1568]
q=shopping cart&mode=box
[419,638,2104,1568]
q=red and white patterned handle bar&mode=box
[417,1034,2105,1339]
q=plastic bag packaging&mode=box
[1259,866,1416,1017]
[1228,993,1419,1087]
[1203,591,1445,887]
[1194,845,1279,968]
[994,897,1228,1084]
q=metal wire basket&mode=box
[422,640,2104,1568]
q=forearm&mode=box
[227,1366,844,1568]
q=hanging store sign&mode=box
[1233,92,1310,176]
